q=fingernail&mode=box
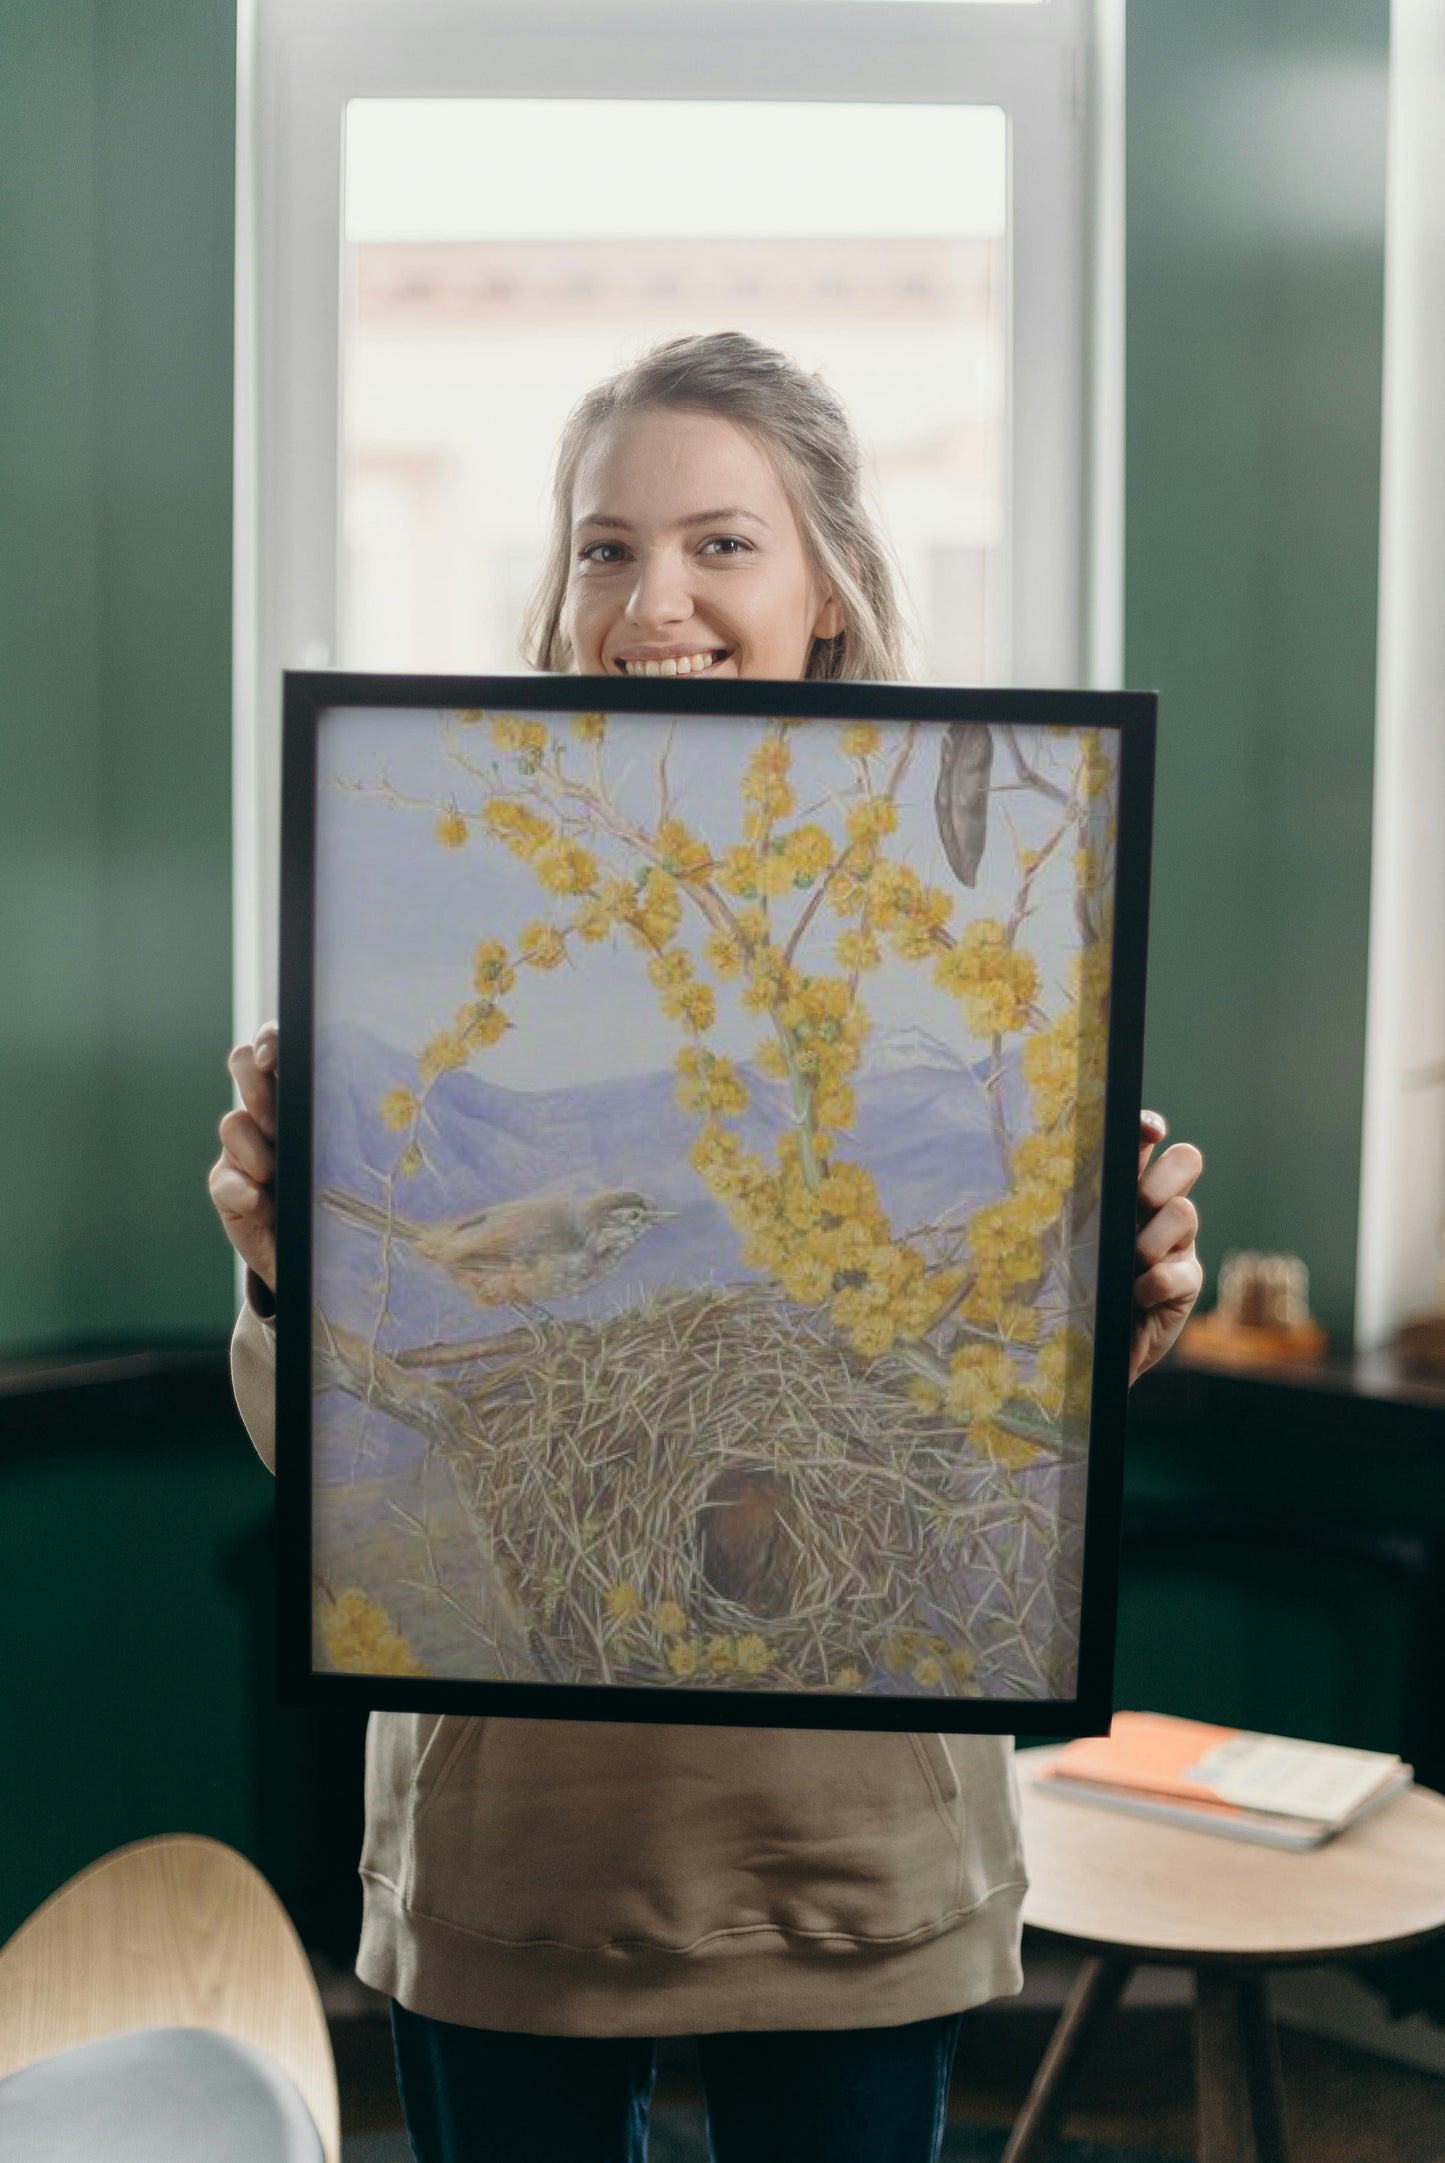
[1142,1109,1167,1136]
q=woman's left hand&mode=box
[1131,1112,1204,1383]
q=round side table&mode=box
[1008,1746,1445,2163]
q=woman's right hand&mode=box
[209,1020,279,1295]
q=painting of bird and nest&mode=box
[307,701,1118,1709]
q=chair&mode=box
[0,1834,341,2161]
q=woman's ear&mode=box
[812,592,845,642]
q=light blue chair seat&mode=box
[0,2025,325,2162]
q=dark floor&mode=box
[333,2000,1445,2162]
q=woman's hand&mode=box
[1131,1111,1203,1383]
[208,1021,279,1296]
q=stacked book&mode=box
[1032,1711,1412,1850]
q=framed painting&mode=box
[276,675,1154,1733]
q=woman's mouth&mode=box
[614,649,732,678]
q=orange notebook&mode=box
[1042,1711,1404,1827]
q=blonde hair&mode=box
[522,331,912,682]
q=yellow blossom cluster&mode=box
[490,715,550,759]
[573,711,607,743]
[676,1048,750,1119]
[654,817,713,879]
[471,939,515,997]
[934,920,1039,1036]
[435,808,469,849]
[534,839,599,895]
[647,948,715,1031]
[840,723,881,760]
[866,862,953,961]
[880,1631,976,1690]
[742,736,794,825]
[320,1589,427,1677]
[518,919,567,971]
[380,1085,419,1133]
[482,800,554,859]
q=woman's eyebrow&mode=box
[573,507,771,534]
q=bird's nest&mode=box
[430,1285,1077,1699]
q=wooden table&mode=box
[1009,1746,1445,2163]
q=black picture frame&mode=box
[277,673,1155,1734]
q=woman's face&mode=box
[563,407,842,682]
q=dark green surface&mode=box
[1127,0,1390,1339]
[0,0,236,1353]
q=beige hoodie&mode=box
[233,1296,1027,2035]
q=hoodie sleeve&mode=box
[230,1271,278,1474]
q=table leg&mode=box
[1000,1955,1131,2163]
[1195,1968,1289,2163]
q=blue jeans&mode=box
[390,2000,964,2163]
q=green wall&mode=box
[1127,0,1390,1338]
[0,0,237,1353]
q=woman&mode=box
[211,332,1204,2163]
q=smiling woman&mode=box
[525,332,907,683]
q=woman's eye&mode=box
[700,536,751,558]
[579,541,627,565]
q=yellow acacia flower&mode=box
[573,710,607,742]
[845,798,899,847]
[676,1049,749,1119]
[482,800,553,858]
[945,1344,1020,1421]
[652,1600,688,1639]
[833,1665,864,1691]
[881,1633,919,1674]
[655,817,712,878]
[668,1638,702,1679]
[321,1590,426,1677]
[672,982,716,1032]
[705,1636,738,1675]
[380,1085,419,1132]
[490,715,550,757]
[912,1654,945,1688]
[836,927,881,973]
[605,1582,643,1623]
[648,950,694,992]
[454,708,486,726]
[534,839,598,895]
[519,920,567,970]
[418,1029,470,1084]
[472,939,516,996]
[1032,1326,1094,1420]
[624,867,682,947]
[435,809,468,849]
[946,1649,976,1683]
[459,999,509,1051]
[735,1634,771,1676]
[840,723,881,759]
[781,824,834,880]
[397,1142,425,1180]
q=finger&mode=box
[1138,1140,1204,1216]
[1135,1192,1199,1270]
[1134,1252,1204,1312]
[254,1019,278,1072]
[227,1039,277,1138]
[208,1156,273,1226]
[218,1108,275,1187]
[1138,1109,1168,1178]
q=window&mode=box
[236,0,1119,1022]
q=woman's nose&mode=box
[625,547,694,632]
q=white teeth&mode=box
[621,651,722,676]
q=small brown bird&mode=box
[320,1184,675,1308]
[935,722,994,886]
[699,1467,801,1621]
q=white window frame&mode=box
[234,0,1122,1029]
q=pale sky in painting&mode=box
[312,705,1111,1090]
